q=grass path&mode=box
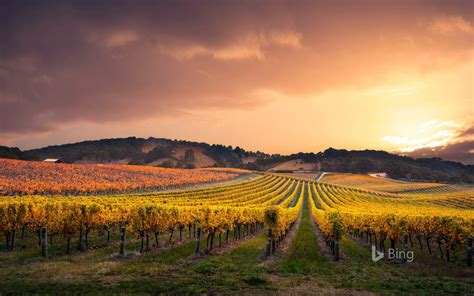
[278,195,328,274]
[152,234,270,294]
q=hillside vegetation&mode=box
[0,137,473,183]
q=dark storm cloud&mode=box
[407,140,474,165]
[406,125,474,165]
[0,0,472,135]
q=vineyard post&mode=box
[266,228,272,257]
[41,227,48,258]
[210,231,215,251]
[403,233,409,263]
[119,224,126,257]
[21,224,26,240]
[334,229,340,261]
[271,235,276,254]
[195,227,201,254]
[467,237,472,267]
[11,231,16,250]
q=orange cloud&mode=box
[104,30,139,47]
[427,16,473,34]
[159,31,302,60]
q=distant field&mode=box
[321,173,445,192]
[0,159,247,195]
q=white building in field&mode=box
[43,159,62,163]
[369,172,388,178]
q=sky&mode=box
[0,0,473,164]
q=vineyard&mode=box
[0,159,246,195]
[320,173,446,192]
[0,175,303,254]
[0,169,473,294]
[310,180,473,262]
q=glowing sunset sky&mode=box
[0,0,473,164]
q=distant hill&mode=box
[257,149,473,183]
[1,138,472,183]
[1,137,268,170]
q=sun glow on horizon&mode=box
[382,119,471,153]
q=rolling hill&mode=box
[0,137,472,183]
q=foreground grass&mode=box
[0,229,269,294]
[0,236,199,294]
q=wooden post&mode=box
[210,232,215,251]
[403,233,409,263]
[266,228,272,257]
[195,227,201,254]
[334,229,340,261]
[11,231,15,251]
[41,227,48,257]
[119,224,126,257]
[272,236,276,254]
[467,237,472,267]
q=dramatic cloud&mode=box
[406,140,474,165]
[159,31,302,60]
[0,0,472,158]
[383,120,474,164]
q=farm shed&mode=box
[43,159,62,163]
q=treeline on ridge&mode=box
[0,137,472,184]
